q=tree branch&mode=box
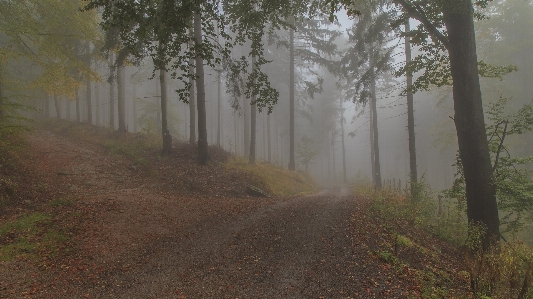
[393,0,450,49]
[492,119,508,173]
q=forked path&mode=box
[105,188,359,298]
[3,131,367,298]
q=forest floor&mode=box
[0,126,472,298]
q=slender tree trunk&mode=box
[369,100,376,185]
[117,63,127,133]
[66,97,71,120]
[249,56,257,164]
[370,66,382,190]
[339,97,347,183]
[132,84,137,132]
[234,111,238,154]
[0,65,3,120]
[44,95,50,118]
[443,0,499,248]
[95,78,100,126]
[289,26,296,171]
[160,69,172,155]
[267,113,271,163]
[54,94,61,119]
[332,132,336,181]
[75,91,80,122]
[243,94,250,157]
[405,19,418,183]
[86,41,93,125]
[109,52,115,129]
[194,11,208,165]
[189,27,197,145]
[217,69,222,147]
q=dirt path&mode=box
[1,131,370,298]
[97,188,360,298]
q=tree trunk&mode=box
[132,84,137,132]
[194,11,208,165]
[405,19,418,183]
[75,90,80,122]
[94,62,102,126]
[339,97,347,183]
[369,98,376,185]
[289,26,296,171]
[443,0,499,248]
[54,94,61,119]
[160,69,172,155]
[86,41,93,125]
[109,52,115,129]
[117,62,127,133]
[249,56,257,164]
[370,66,382,190]
[217,69,222,147]
[332,131,336,181]
[267,113,271,163]
[188,32,197,145]
[44,95,50,118]
[0,65,3,120]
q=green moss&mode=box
[0,212,70,261]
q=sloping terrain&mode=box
[0,125,471,298]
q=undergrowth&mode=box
[225,157,318,196]
[0,210,72,262]
[355,180,533,298]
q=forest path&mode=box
[2,130,427,298]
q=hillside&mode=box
[0,122,473,298]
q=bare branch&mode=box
[393,0,450,49]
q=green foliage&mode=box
[358,178,468,246]
[466,239,533,299]
[296,135,318,171]
[446,97,533,235]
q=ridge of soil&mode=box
[0,129,471,298]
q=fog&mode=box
[3,0,533,195]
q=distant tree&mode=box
[297,135,318,172]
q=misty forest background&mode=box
[1,0,533,243]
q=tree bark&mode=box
[54,94,61,119]
[369,97,376,185]
[160,69,172,155]
[189,27,197,145]
[339,97,347,183]
[75,90,80,122]
[109,52,115,129]
[267,113,271,163]
[405,19,418,183]
[117,62,127,133]
[289,26,296,171]
[95,75,100,126]
[249,56,257,164]
[44,95,50,119]
[132,84,137,132]
[0,65,3,120]
[86,41,93,125]
[443,0,499,247]
[217,69,222,147]
[194,11,209,165]
[370,66,382,190]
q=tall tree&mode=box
[109,51,115,129]
[249,55,257,164]
[86,41,93,125]
[194,11,209,165]
[404,19,417,183]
